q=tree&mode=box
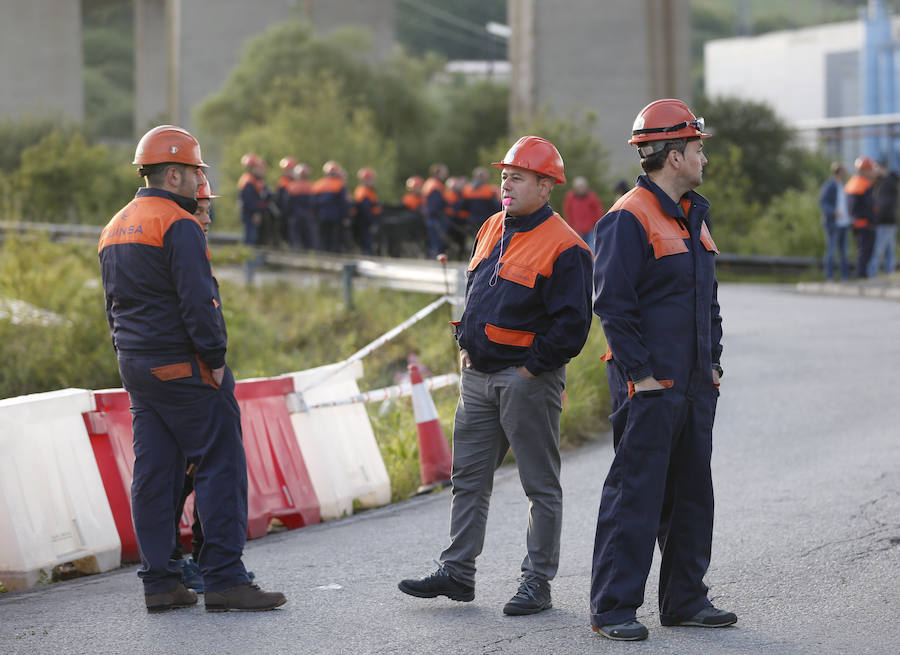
[13,131,135,224]
[694,95,829,206]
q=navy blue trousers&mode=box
[590,362,717,627]
[118,354,250,594]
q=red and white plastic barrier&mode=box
[0,389,120,591]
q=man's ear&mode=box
[165,165,180,187]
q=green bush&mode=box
[740,185,825,257]
[0,234,119,396]
[12,131,136,224]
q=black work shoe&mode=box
[662,606,738,627]
[204,583,287,612]
[592,620,649,641]
[502,577,552,615]
[398,565,475,602]
[145,583,198,613]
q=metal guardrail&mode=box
[1,220,822,285]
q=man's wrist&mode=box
[712,363,724,378]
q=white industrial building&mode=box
[704,8,900,165]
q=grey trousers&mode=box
[440,365,566,586]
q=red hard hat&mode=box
[357,167,375,182]
[628,99,710,148]
[196,170,220,200]
[323,160,342,176]
[855,156,875,172]
[406,175,424,192]
[492,136,566,184]
[133,125,207,168]
[241,153,264,170]
[279,156,297,172]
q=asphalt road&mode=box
[1,283,898,654]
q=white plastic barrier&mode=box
[0,389,121,591]
[284,362,391,518]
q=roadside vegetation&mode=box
[0,235,610,499]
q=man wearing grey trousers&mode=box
[398,136,593,615]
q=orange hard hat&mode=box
[133,125,207,168]
[357,167,375,182]
[492,135,566,184]
[196,170,220,200]
[279,156,297,172]
[406,175,424,192]
[241,153,264,170]
[323,160,342,176]
[628,99,710,152]
[855,156,875,172]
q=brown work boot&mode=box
[204,583,286,612]
[145,583,198,613]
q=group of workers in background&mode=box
[99,95,735,644]
[236,151,631,260]
[237,155,505,258]
[821,155,899,281]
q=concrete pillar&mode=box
[508,0,692,175]
[0,0,83,122]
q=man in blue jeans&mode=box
[819,162,851,281]
[869,161,899,277]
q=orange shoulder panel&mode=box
[610,186,687,242]
[403,193,423,211]
[463,184,499,200]
[422,178,445,196]
[287,179,312,195]
[467,212,505,271]
[312,176,345,195]
[237,172,264,193]
[844,174,873,195]
[497,214,589,287]
[98,196,199,252]
[354,185,379,204]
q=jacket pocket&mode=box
[651,236,689,259]
[498,262,538,288]
[150,362,192,381]
[195,355,220,390]
[484,323,535,348]
[627,378,674,399]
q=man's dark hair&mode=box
[640,137,697,173]
[142,162,187,186]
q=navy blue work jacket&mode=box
[98,187,227,369]
[457,203,593,375]
[592,175,722,385]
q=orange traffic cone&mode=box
[409,362,453,494]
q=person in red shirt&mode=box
[563,176,605,245]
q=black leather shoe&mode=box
[398,565,474,602]
[592,619,649,641]
[145,583,198,613]
[662,605,737,627]
[204,583,286,612]
[502,577,551,615]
